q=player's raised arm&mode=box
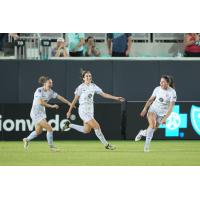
[56,94,72,107]
[99,92,125,102]
[38,99,59,109]
[66,95,79,118]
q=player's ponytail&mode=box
[161,75,175,89]
[38,76,50,85]
[167,75,175,89]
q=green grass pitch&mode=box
[0,140,200,166]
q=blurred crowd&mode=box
[51,33,133,57]
[1,33,200,58]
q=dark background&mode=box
[0,59,200,103]
[0,103,122,141]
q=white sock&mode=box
[144,128,155,149]
[47,131,54,146]
[26,131,38,141]
[141,129,147,137]
[94,128,108,146]
[69,124,86,134]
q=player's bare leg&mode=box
[23,124,42,150]
[144,113,156,152]
[87,119,116,150]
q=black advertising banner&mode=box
[126,101,200,140]
[0,103,122,141]
[1,102,200,140]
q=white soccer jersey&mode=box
[150,86,177,116]
[75,83,103,112]
[31,87,58,115]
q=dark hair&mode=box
[80,68,91,79]
[38,76,50,85]
[161,75,175,89]
[86,36,94,42]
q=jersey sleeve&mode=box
[74,85,82,96]
[34,88,43,99]
[94,84,103,94]
[170,90,177,102]
[151,87,158,97]
[51,90,58,99]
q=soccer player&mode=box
[135,75,177,152]
[63,69,125,150]
[23,76,72,151]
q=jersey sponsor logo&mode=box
[88,94,93,99]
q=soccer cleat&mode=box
[23,138,29,150]
[135,130,145,142]
[105,144,116,150]
[61,120,71,132]
[49,145,60,152]
[144,146,150,152]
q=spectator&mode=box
[107,33,133,57]
[0,33,19,56]
[0,34,6,55]
[184,33,200,57]
[9,33,19,40]
[68,33,85,57]
[85,36,100,57]
[51,38,69,57]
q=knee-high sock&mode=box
[141,129,147,137]
[69,124,87,134]
[47,131,53,146]
[26,131,38,141]
[144,128,155,149]
[94,128,108,146]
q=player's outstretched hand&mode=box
[51,104,59,109]
[66,111,71,119]
[140,109,147,117]
[116,97,125,102]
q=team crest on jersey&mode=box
[88,94,92,99]
[190,105,200,136]
[159,98,164,102]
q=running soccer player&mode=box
[23,76,72,151]
[135,75,177,152]
[63,69,125,150]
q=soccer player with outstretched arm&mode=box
[63,69,125,150]
[135,75,177,152]
[23,76,72,151]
